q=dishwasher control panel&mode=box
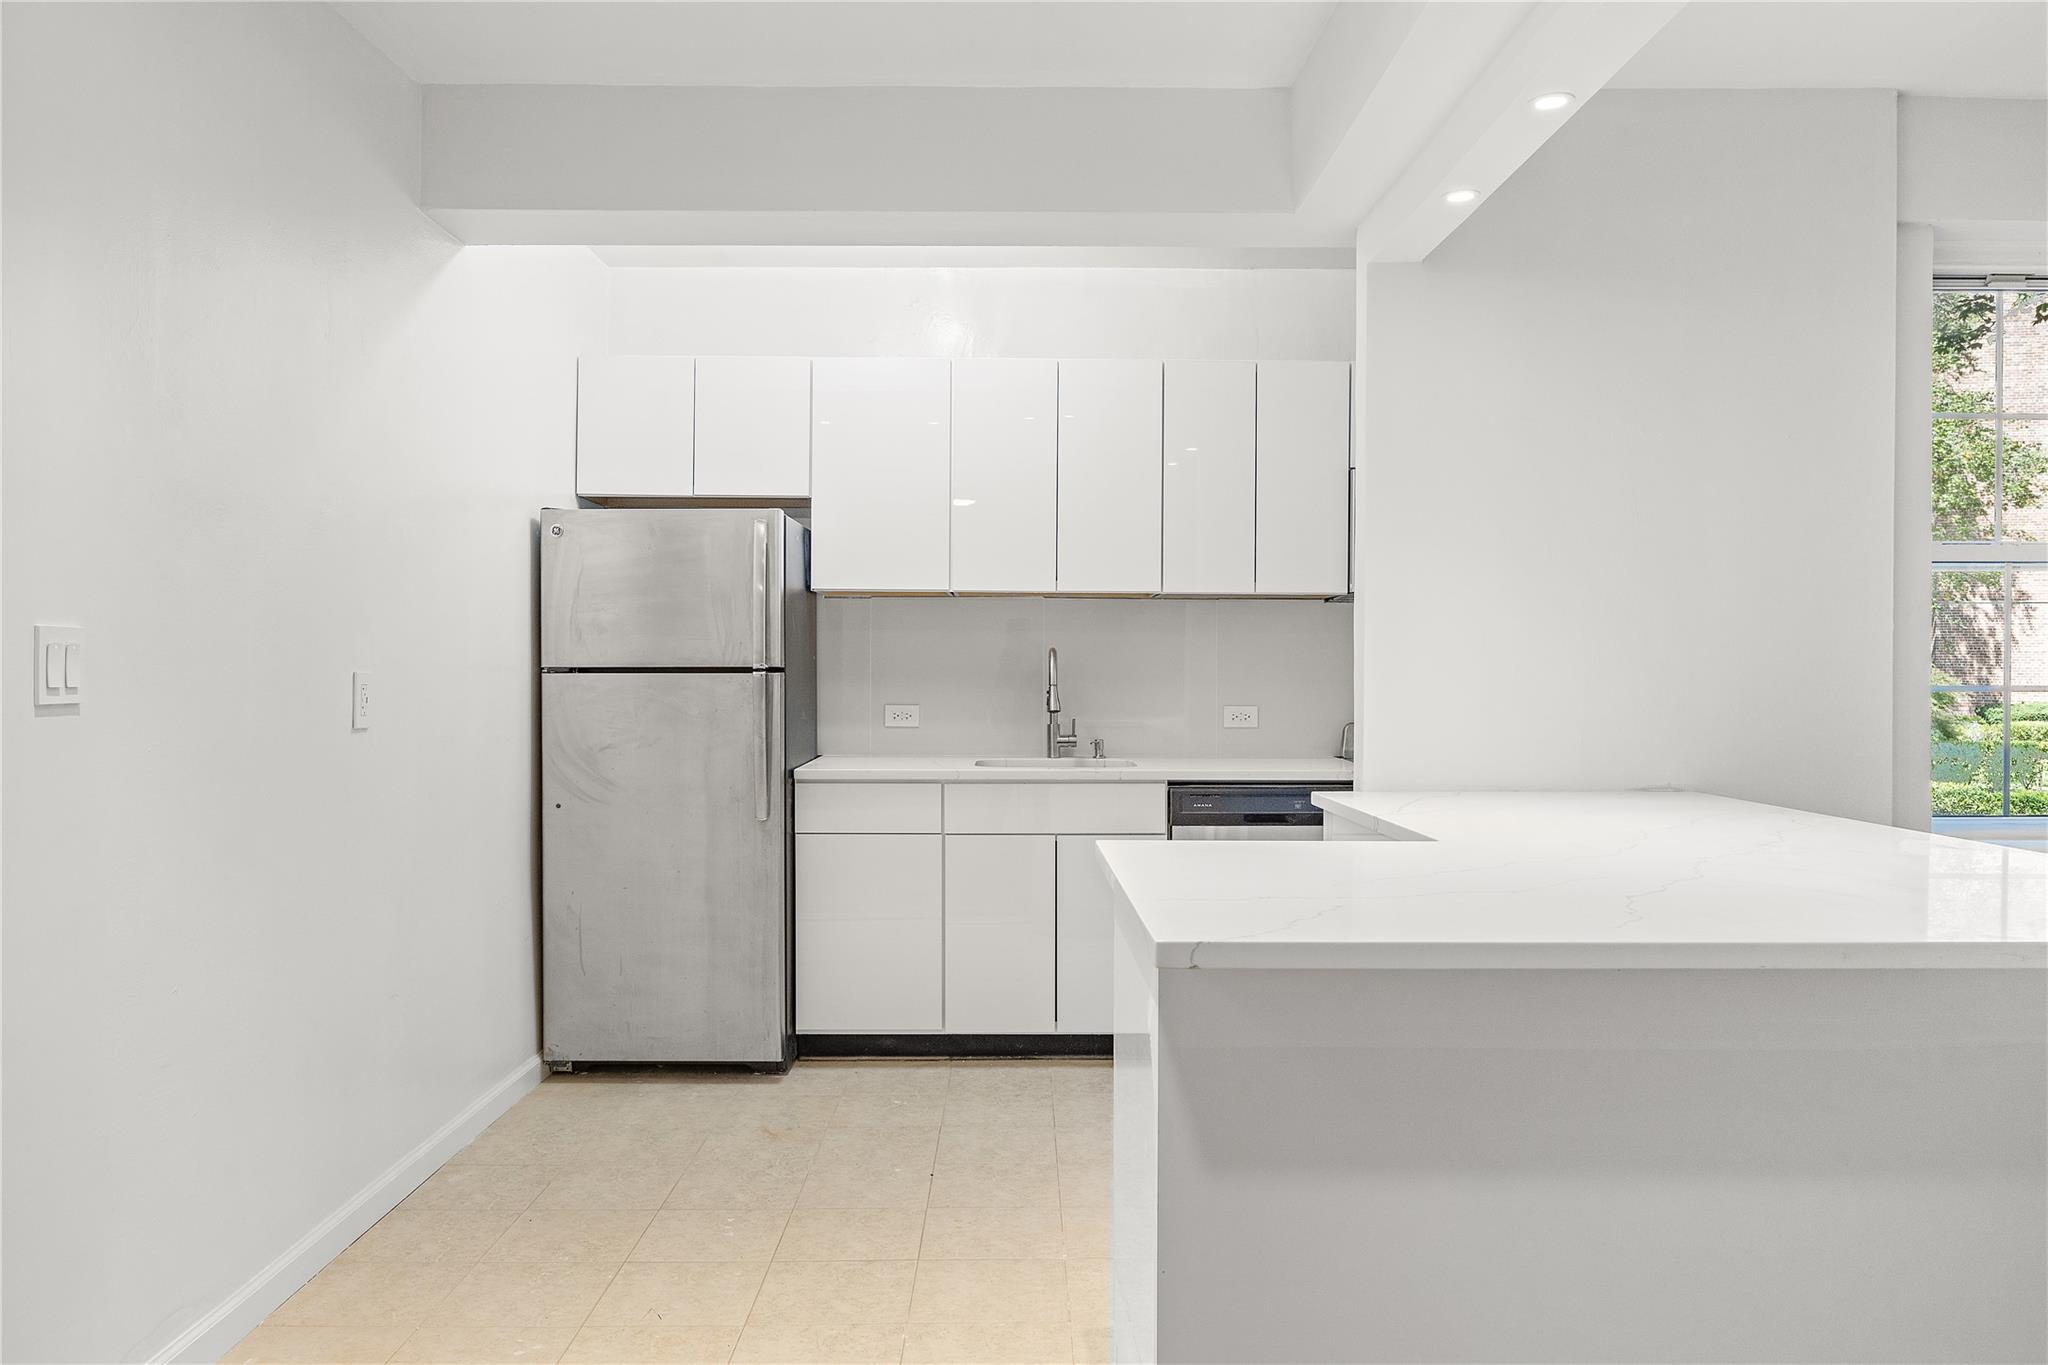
[1167,784,1350,840]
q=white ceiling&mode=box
[336,1,1338,89]
[1613,1,2048,100]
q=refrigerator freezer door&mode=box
[541,508,786,669]
[543,670,789,1064]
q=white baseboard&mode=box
[150,1052,544,1364]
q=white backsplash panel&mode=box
[819,596,1352,758]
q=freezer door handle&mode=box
[755,671,773,822]
[751,518,770,668]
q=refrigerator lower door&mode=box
[542,670,789,1064]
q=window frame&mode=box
[1930,277,2048,825]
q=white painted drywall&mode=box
[422,85,1291,213]
[1898,96,2048,271]
[1357,90,1898,821]
[610,263,1356,761]
[1899,97,2048,227]
[0,6,603,1360]
[606,264,1355,360]
[1894,226,1937,832]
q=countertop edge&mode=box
[1153,940,2048,970]
[796,757,1354,783]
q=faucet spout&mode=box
[1045,647,1077,758]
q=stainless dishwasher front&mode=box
[1167,784,1350,841]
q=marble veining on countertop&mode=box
[1095,790,2047,970]
[794,755,1355,783]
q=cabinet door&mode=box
[694,357,811,497]
[576,356,694,498]
[1054,834,1162,1033]
[952,359,1057,593]
[1255,361,1351,595]
[1057,360,1162,593]
[1162,360,1255,594]
[811,359,951,591]
[944,835,1055,1033]
[796,834,943,1031]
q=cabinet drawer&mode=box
[796,783,942,833]
[943,783,1166,835]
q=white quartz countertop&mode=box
[794,755,1354,784]
[1095,790,2047,970]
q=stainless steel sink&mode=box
[973,757,1139,769]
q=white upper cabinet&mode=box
[810,358,951,592]
[951,360,1057,594]
[1058,360,1163,594]
[576,356,694,498]
[693,357,811,497]
[1162,360,1255,595]
[1255,361,1352,596]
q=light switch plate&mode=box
[884,703,920,728]
[352,671,373,731]
[34,625,83,707]
[1223,705,1259,729]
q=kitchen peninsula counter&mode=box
[1096,791,2047,1364]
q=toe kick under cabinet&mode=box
[794,782,1165,1035]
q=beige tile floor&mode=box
[225,1060,1111,1365]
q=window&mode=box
[1931,280,2048,821]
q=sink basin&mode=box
[973,757,1139,769]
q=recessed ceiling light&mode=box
[952,498,976,507]
[1531,92,1575,113]
[1444,188,1479,206]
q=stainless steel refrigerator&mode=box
[539,508,816,1069]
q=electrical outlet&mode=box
[1223,705,1259,729]
[352,671,373,731]
[884,703,921,728]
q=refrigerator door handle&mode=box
[755,671,772,822]
[751,518,770,668]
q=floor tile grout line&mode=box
[245,1061,1110,1357]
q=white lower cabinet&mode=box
[943,835,1055,1033]
[1055,833,1162,1032]
[795,782,1167,1035]
[796,833,943,1031]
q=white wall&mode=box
[0,6,604,1360]
[1899,95,2048,269]
[423,85,1292,212]
[610,264,1356,760]
[606,264,1354,360]
[1893,225,1936,831]
[821,597,1353,758]
[1358,90,1898,821]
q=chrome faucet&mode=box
[1046,647,1078,758]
